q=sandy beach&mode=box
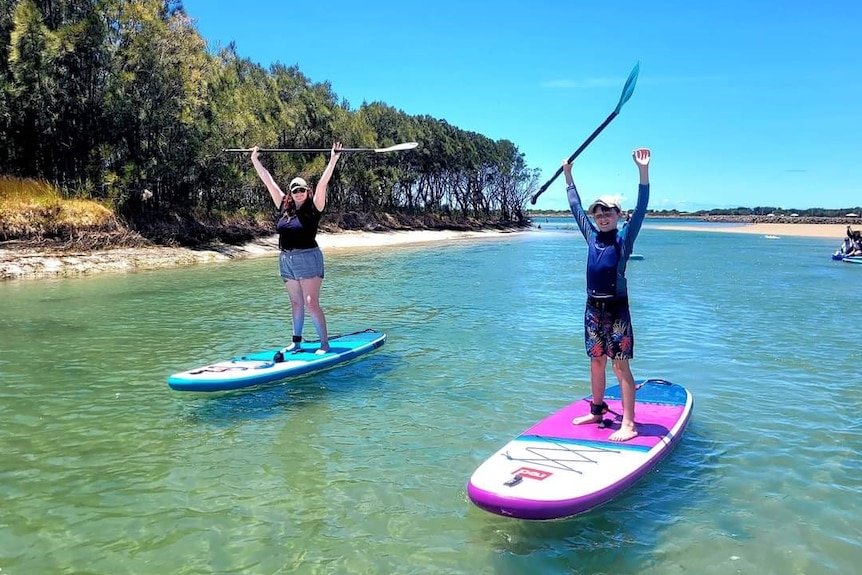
[0,229,521,281]
[0,223,849,281]
[647,222,847,239]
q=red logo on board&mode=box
[514,467,552,480]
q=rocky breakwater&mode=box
[698,215,861,225]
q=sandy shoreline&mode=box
[646,222,847,239]
[0,229,520,281]
[0,223,847,281]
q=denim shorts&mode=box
[279,247,324,281]
[584,298,634,360]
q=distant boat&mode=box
[765,235,780,239]
[630,254,645,261]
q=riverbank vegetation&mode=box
[0,0,536,249]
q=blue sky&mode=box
[181,0,861,212]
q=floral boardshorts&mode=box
[584,298,634,360]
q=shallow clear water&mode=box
[1,224,860,574]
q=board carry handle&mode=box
[637,378,673,390]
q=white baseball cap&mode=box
[289,177,310,192]
[588,195,621,214]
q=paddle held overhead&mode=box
[531,62,640,205]
[222,142,419,154]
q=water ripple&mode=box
[1,230,861,574]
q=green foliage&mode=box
[0,0,535,242]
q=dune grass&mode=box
[0,176,61,205]
[0,176,121,243]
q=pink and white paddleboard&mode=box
[467,379,693,520]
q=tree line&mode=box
[0,0,537,235]
[651,207,862,217]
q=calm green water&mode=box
[1,224,860,575]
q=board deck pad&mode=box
[467,379,693,520]
[167,329,385,392]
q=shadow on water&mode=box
[175,349,401,426]
[467,419,734,574]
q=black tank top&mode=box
[276,200,321,250]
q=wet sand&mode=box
[647,223,847,239]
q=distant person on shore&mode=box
[251,142,343,360]
[563,148,651,442]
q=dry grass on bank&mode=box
[0,176,152,250]
[0,176,61,204]
[1,176,527,253]
[1,176,114,227]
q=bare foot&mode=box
[314,347,330,355]
[572,413,602,425]
[608,423,638,442]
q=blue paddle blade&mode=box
[614,61,640,114]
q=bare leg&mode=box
[609,359,638,441]
[299,276,329,352]
[283,280,305,349]
[572,356,609,425]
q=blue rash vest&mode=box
[567,183,650,299]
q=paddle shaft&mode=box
[530,110,619,204]
[222,142,418,154]
[531,62,640,205]
[224,148,376,153]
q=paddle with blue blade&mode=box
[530,62,640,205]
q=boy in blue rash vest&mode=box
[563,148,651,442]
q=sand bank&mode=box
[320,228,516,249]
[0,229,523,281]
[647,223,847,240]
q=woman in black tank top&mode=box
[250,142,343,358]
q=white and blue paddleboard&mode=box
[467,379,693,520]
[167,329,385,392]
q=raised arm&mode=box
[250,146,285,208]
[313,142,343,211]
[622,148,651,250]
[563,159,595,241]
